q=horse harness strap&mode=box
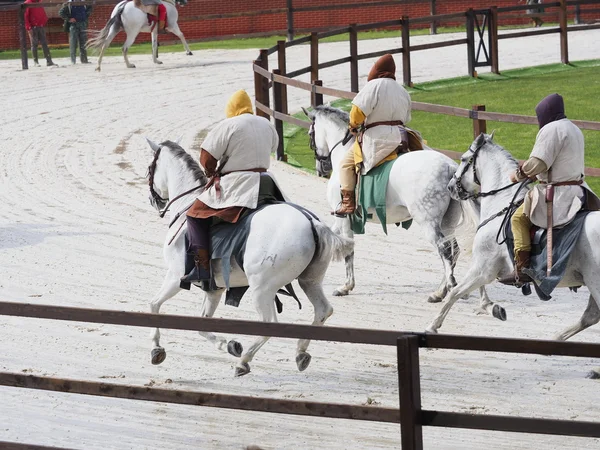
[539,179,583,186]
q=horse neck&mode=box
[477,150,522,216]
[324,117,350,169]
[162,151,203,218]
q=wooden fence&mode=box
[0,301,599,449]
[252,0,600,177]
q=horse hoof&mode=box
[127,64,136,69]
[235,362,251,377]
[521,284,532,296]
[227,340,243,358]
[492,304,507,321]
[151,347,166,365]
[95,67,101,72]
[186,51,193,56]
[156,60,163,65]
[296,352,312,371]
[586,369,600,379]
[333,288,348,297]
[427,295,442,304]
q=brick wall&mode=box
[1,0,598,51]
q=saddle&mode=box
[131,0,166,29]
[503,209,590,300]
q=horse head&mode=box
[303,105,351,177]
[146,138,170,212]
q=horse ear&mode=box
[145,137,160,153]
[475,132,485,146]
[301,107,315,121]
[175,135,183,145]
[489,130,496,141]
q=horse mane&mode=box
[482,134,519,170]
[160,140,207,184]
[314,104,349,129]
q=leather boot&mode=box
[180,248,211,284]
[158,20,167,33]
[333,189,356,216]
[497,250,532,286]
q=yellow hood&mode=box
[225,90,254,118]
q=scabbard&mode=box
[546,184,555,277]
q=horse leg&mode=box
[149,275,182,365]
[168,23,193,55]
[472,286,506,320]
[196,288,243,357]
[423,225,456,303]
[122,31,139,68]
[95,26,119,72]
[555,295,600,341]
[332,216,355,296]
[426,266,497,333]
[296,277,334,372]
[151,28,162,65]
[235,286,278,377]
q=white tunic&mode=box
[525,118,598,227]
[197,114,278,209]
[352,78,412,173]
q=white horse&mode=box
[87,0,193,72]
[145,139,353,376]
[303,105,497,309]
[428,133,600,355]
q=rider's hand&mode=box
[69,18,76,22]
[349,127,358,136]
[509,170,519,183]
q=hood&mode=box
[225,90,254,118]
[535,93,566,129]
[367,54,396,82]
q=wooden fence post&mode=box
[18,5,28,70]
[559,0,569,64]
[310,32,319,84]
[349,24,359,93]
[466,9,476,77]
[312,80,323,108]
[430,0,437,35]
[277,40,288,115]
[253,49,270,120]
[397,335,423,450]
[286,0,294,41]
[401,16,412,87]
[272,69,287,162]
[472,104,487,138]
[490,6,499,74]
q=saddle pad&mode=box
[350,159,411,235]
[210,201,319,290]
[504,210,590,299]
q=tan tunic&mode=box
[352,78,411,173]
[525,118,600,227]
[196,113,278,210]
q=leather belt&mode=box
[539,179,583,186]
[364,120,405,130]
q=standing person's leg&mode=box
[69,23,77,64]
[30,29,40,65]
[79,25,89,63]
[39,27,55,66]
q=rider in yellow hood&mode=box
[225,90,254,118]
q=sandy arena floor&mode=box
[1,28,599,449]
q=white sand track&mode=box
[1,29,599,449]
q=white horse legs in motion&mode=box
[145,139,353,376]
[304,106,498,311]
[87,0,193,71]
[428,134,600,376]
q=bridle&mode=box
[147,144,203,219]
[453,138,519,200]
[308,121,353,165]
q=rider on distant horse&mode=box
[498,93,600,285]
[135,0,167,33]
[334,54,412,216]
[181,89,280,285]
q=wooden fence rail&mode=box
[1,301,600,449]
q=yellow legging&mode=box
[339,145,357,191]
[512,203,532,254]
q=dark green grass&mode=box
[285,60,600,193]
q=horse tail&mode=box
[449,198,479,257]
[311,220,354,263]
[87,2,126,51]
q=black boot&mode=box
[181,248,211,284]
